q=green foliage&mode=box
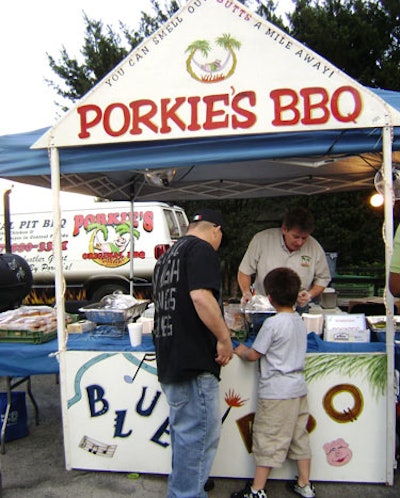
[288,0,400,90]
[305,191,385,266]
[46,1,179,111]
[120,1,180,46]
[247,0,288,29]
[46,0,400,105]
[305,353,387,398]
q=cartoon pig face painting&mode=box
[323,438,353,466]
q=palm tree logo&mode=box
[185,33,241,83]
[86,221,140,269]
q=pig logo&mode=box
[94,235,129,253]
[323,438,352,466]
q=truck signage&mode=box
[0,202,188,302]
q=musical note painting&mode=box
[79,435,117,458]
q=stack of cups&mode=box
[137,316,154,334]
[302,313,324,336]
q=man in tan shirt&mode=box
[238,207,331,311]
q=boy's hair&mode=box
[282,207,314,233]
[263,267,301,307]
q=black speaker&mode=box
[0,253,33,312]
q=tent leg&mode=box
[383,125,396,486]
[49,146,71,470]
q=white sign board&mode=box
[63,350,387,482]
[33,0,400,149]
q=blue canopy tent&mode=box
[1,85,400,201]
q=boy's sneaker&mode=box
[231,481,267,498]
[292,481,316,497]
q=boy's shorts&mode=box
[252,396,311,468]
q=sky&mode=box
[0,0,159,136]
[0,0,294,209]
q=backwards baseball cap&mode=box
[191,208,225,233]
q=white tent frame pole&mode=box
[129,197,134,295]
[129,179,146,295]
[49,145,72,470]
[383,125,395,485]
[50,146,66,350]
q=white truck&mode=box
[0,201,188,304]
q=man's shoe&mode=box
[292,481,316,498]
[231,481,267,498]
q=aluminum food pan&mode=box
[241,309,276,339]
[242,308,276,321]
[366,315,400,332]
[80,300,150,324]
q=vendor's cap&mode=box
[191,208,225,233]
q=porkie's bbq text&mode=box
[77,86,362,139]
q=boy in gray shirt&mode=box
[232,267,315,498]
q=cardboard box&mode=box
[67,320,96,334]
[324,313,370,342]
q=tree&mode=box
[46,13,129,109]
[46,0,289,110]
[252,0,289,29]
[47,1,400,103]
[287,0,400,90]
[46,1,179,112]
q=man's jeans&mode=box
[161,373,220,498]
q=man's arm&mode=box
[234,343,261,362]
[296,284,327,308]
[389,272,400,297]
[237,270,253,304]
[308,284,326,299]
[190,288,233,366]
[389,227,400,297]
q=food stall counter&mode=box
[57,330,390,483]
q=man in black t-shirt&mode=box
[153,208,233,498]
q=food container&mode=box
[302,313,324,335]
[242,295,276,339]
[243,310,276,339]
[224,303,247,341]
[320,288,337,308]
[367,315,400,331]
[80,299,150,334]
[67,320,97,334]
[0,328,57,344]
[366,315,400,342]
[0,305,60,343]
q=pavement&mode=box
[1,374,400,498]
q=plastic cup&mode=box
[137,316,154,334]
[128,322,143,347]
